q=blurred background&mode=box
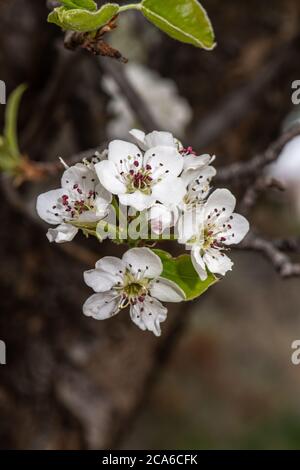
[0,0,300,450]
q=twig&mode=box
[1,175,98,267]
[238,232,300,278]
[98,58,159,133]
[239,176,285,215]
[217,124,300,183]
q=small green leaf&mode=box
[4,84,27,160]
[141,0,215,50]
[154,249,217,301]
[48,4,119,32]
[58,0,97,11]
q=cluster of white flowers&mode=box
[36,129,249,336]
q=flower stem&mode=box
[118,3,142,13]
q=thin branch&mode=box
[217,124,300,183]
[98,58,159,133]
[239,176,285,215]
[238,232,300,278]
[1,175,98,267]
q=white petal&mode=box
[152,176,186,206]
[122,247,162,278]
[148,203,176,234]
[191,247,207,281]
[129,129,147,151]
[36,189,66,224]
[83,292,120,320]
[84,268,119,293]
[95,183,112,205]
[144,145,183,176]
[119,191,155,211]
[150,277,185,302]
[95,256,126,275]
[46,223,78,243]
[177,208,204,243]
[130,296,167,336]
[95,160,126,195]
[108,140,142,166]
[182,165,216,187]
[77,211,104,223]
[183,154,214,171]
[61,163,98,196]
[203,249,233,276]
[221,213,250,245]
[144,130,176,149]
[205,188,236,223]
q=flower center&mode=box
[180,146,196,156]
[59,184,97,219]
[124,162,153,195]
[115,270,150,308]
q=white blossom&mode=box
[129,129,179,151]
[180,149,216,210]
[103,63,192,139]
[148,203,178,235]
[178,189,249,280]
[83,248,185,336]
[268,136,300,216]
[36,163,111,243]
[95,139,186,211]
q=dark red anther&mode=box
[146,164,152,171]
[133,160,139,167]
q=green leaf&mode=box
[48,4,119,32]
[4,84,27,160]
[58,0,97,11]
[154,249,217,301]
[141,0,215,50]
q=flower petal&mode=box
[108,140,142,167]
[122,247,162,278]
[203,249,233,276]
[119,191,155,211]
[84,268,120,293]
[95,256,126,275]
[205,188,236,223]
[191,247,207,281]
[152,176,186,206]
[183,154,214,171]
[46,223,78,243]
[177,209,204,243]
[221,213,250,245]
[144,130,176,149]
[83,292,120,320]
[150,277,185,302]
[95,160,126,195]
[144,145,183,176]
[148,203,177,235]
[130,296,167,336]
[129,129,147,151]
[36,189,66,224]
[61,163,98,197]
[182,165,216,188]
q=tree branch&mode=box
[238,232,300,278]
